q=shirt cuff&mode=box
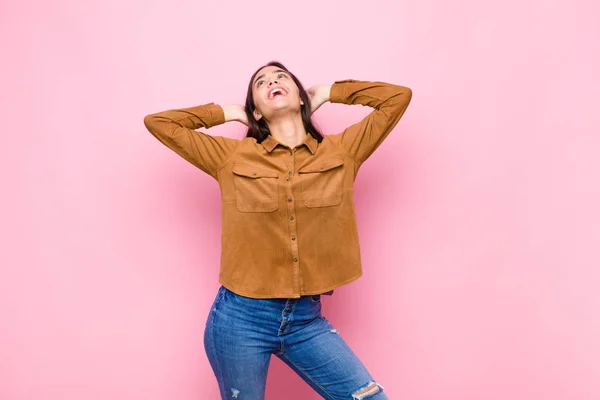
[329,79,358,104]
[185,102,226,128]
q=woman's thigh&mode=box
[203,286,279,399]
[276,315,388,400]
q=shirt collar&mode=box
[261,133,318,155]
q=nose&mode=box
[268,78,279,86]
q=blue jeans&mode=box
[203,285,388,399]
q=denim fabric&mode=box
[203,285,388,399]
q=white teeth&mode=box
[269,88,285,99]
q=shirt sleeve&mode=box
[143,103,240,179]
[328,79,412,164]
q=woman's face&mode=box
[251,66,303,121]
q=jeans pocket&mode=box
[210,286,227,313]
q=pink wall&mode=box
[2,0,599,398]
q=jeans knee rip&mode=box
[351,380,384,399]
[230,387,240,398]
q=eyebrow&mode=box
[254,69,288,86]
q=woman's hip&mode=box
[206,285,323,336]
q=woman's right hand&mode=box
[306,84,332,115]
[223,104,250,127]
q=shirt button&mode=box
[287,197,292,202]
[290,216,294,221]
[288,171,292,175]
[293,258,298,262]
[286,178,290,181]
[291,236,296,240]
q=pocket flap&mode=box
[232,163,279,179]
[298,156,344,174]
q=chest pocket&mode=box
[298,156,344,208]
[231,163,279,212]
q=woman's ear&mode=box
[253,109,262,121]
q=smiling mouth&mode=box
[268,88,287,100]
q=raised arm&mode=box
[143,103,243,179]
[327,79,412,165]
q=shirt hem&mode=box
[218,271,363,299]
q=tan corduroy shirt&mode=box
[144,79,412,298]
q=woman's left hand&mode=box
[306,84,332,115]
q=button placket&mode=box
[286,150,300,294]
[277,299,296,335]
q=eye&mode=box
[257,81,263,87]
[278,73,286,78]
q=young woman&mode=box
[143,61,412,399]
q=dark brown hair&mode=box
[244,61,324,144]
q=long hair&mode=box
[244,61,324,144]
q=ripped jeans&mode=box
[204,285,388,399]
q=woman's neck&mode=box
[267,114,307,150]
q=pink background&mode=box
[2,0,599,398]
